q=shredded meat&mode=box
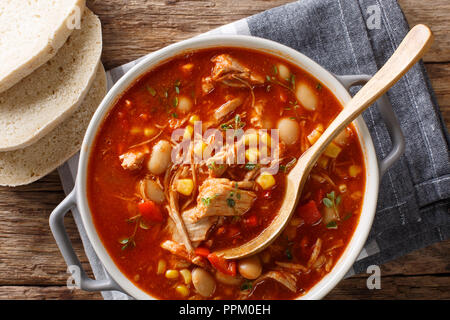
[250,100,265,128]
[160,240,211,271]
[214,97,243,121]
[202,54,264,93]
[187,178,256,222]
[211,54,264,85]
[274,262,308,273]
[182,208,218,243]
[255,271,297,292]
[119,151,145,170]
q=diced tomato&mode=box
[297,200,322,225]
[194,247,210,257]
[262,190,272,199]
[315,189,325,208]
[138,201,163,223]
[227,226,240,238]
[243,215,258,227]
[215,226,226,236]
[207,253,237,276]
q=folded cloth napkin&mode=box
[58,0,450,299]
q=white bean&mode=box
[296,82,318,111]
[177,95,193,113]
[140,179,165,203]
[277,63,290,81]
[192,268,216,297]
[277,118,300,145]
[238,255,262,280]
[148,140,172,175]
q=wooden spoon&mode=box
[215,24,433,260]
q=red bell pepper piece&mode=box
[138,201,163,223]
[243,215,258,227]
[194,247,210,258]
[298,200,322,225]
[207,253,237,276]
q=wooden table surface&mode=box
[0,0,448,300]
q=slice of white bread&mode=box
[0,0,86,93]
[0,8,102,151]
[0,64,107,187]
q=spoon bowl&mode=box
[215,24,433,260]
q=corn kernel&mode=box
[180,269,192,284]
[181,63,194,74]
[194,141,207,158]
[307,124,324,145]
[165,269,179,279]
[183,125,193,140]
[259,132,272,147]
[175,284,190,297]
[317,156,329,169]
[130,127,141,135]
[176,179,194,196]
[157,259,166,275]
[324,142,342,158]
[256,172,276,190]
[290,217,303,227]
[144,127,156,137]
[245,148,259,163]
[349,165,361,177]
[244,132,259,146]
[339,184,347,193]
[189,115,200,124]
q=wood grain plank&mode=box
[398,0,450,62]
[326,275,450,300]
[0,286,101,300]
[0,172,95,285]
[1,273,448,300]
[425,63,450,131]
[85,0,450,70]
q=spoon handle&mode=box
[301,24,433,167]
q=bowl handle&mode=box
[49,189,123,293]
[335,74,405,176]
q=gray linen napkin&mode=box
[58,0,450,299]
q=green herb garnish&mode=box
[146,86,156,96]
[343,213,352,221]
[285,248,293,260]
[227,198,236,208]
[245,163,257,171]
[272,65,278,75]
[316,83,322,90]
[290,74,296,88]
[241,281,253,291]
[322,191,341,228]
[201,197,212,206]
[326,221,338,229]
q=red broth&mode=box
[87,48,365,299]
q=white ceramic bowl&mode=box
[50,35,404,300]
